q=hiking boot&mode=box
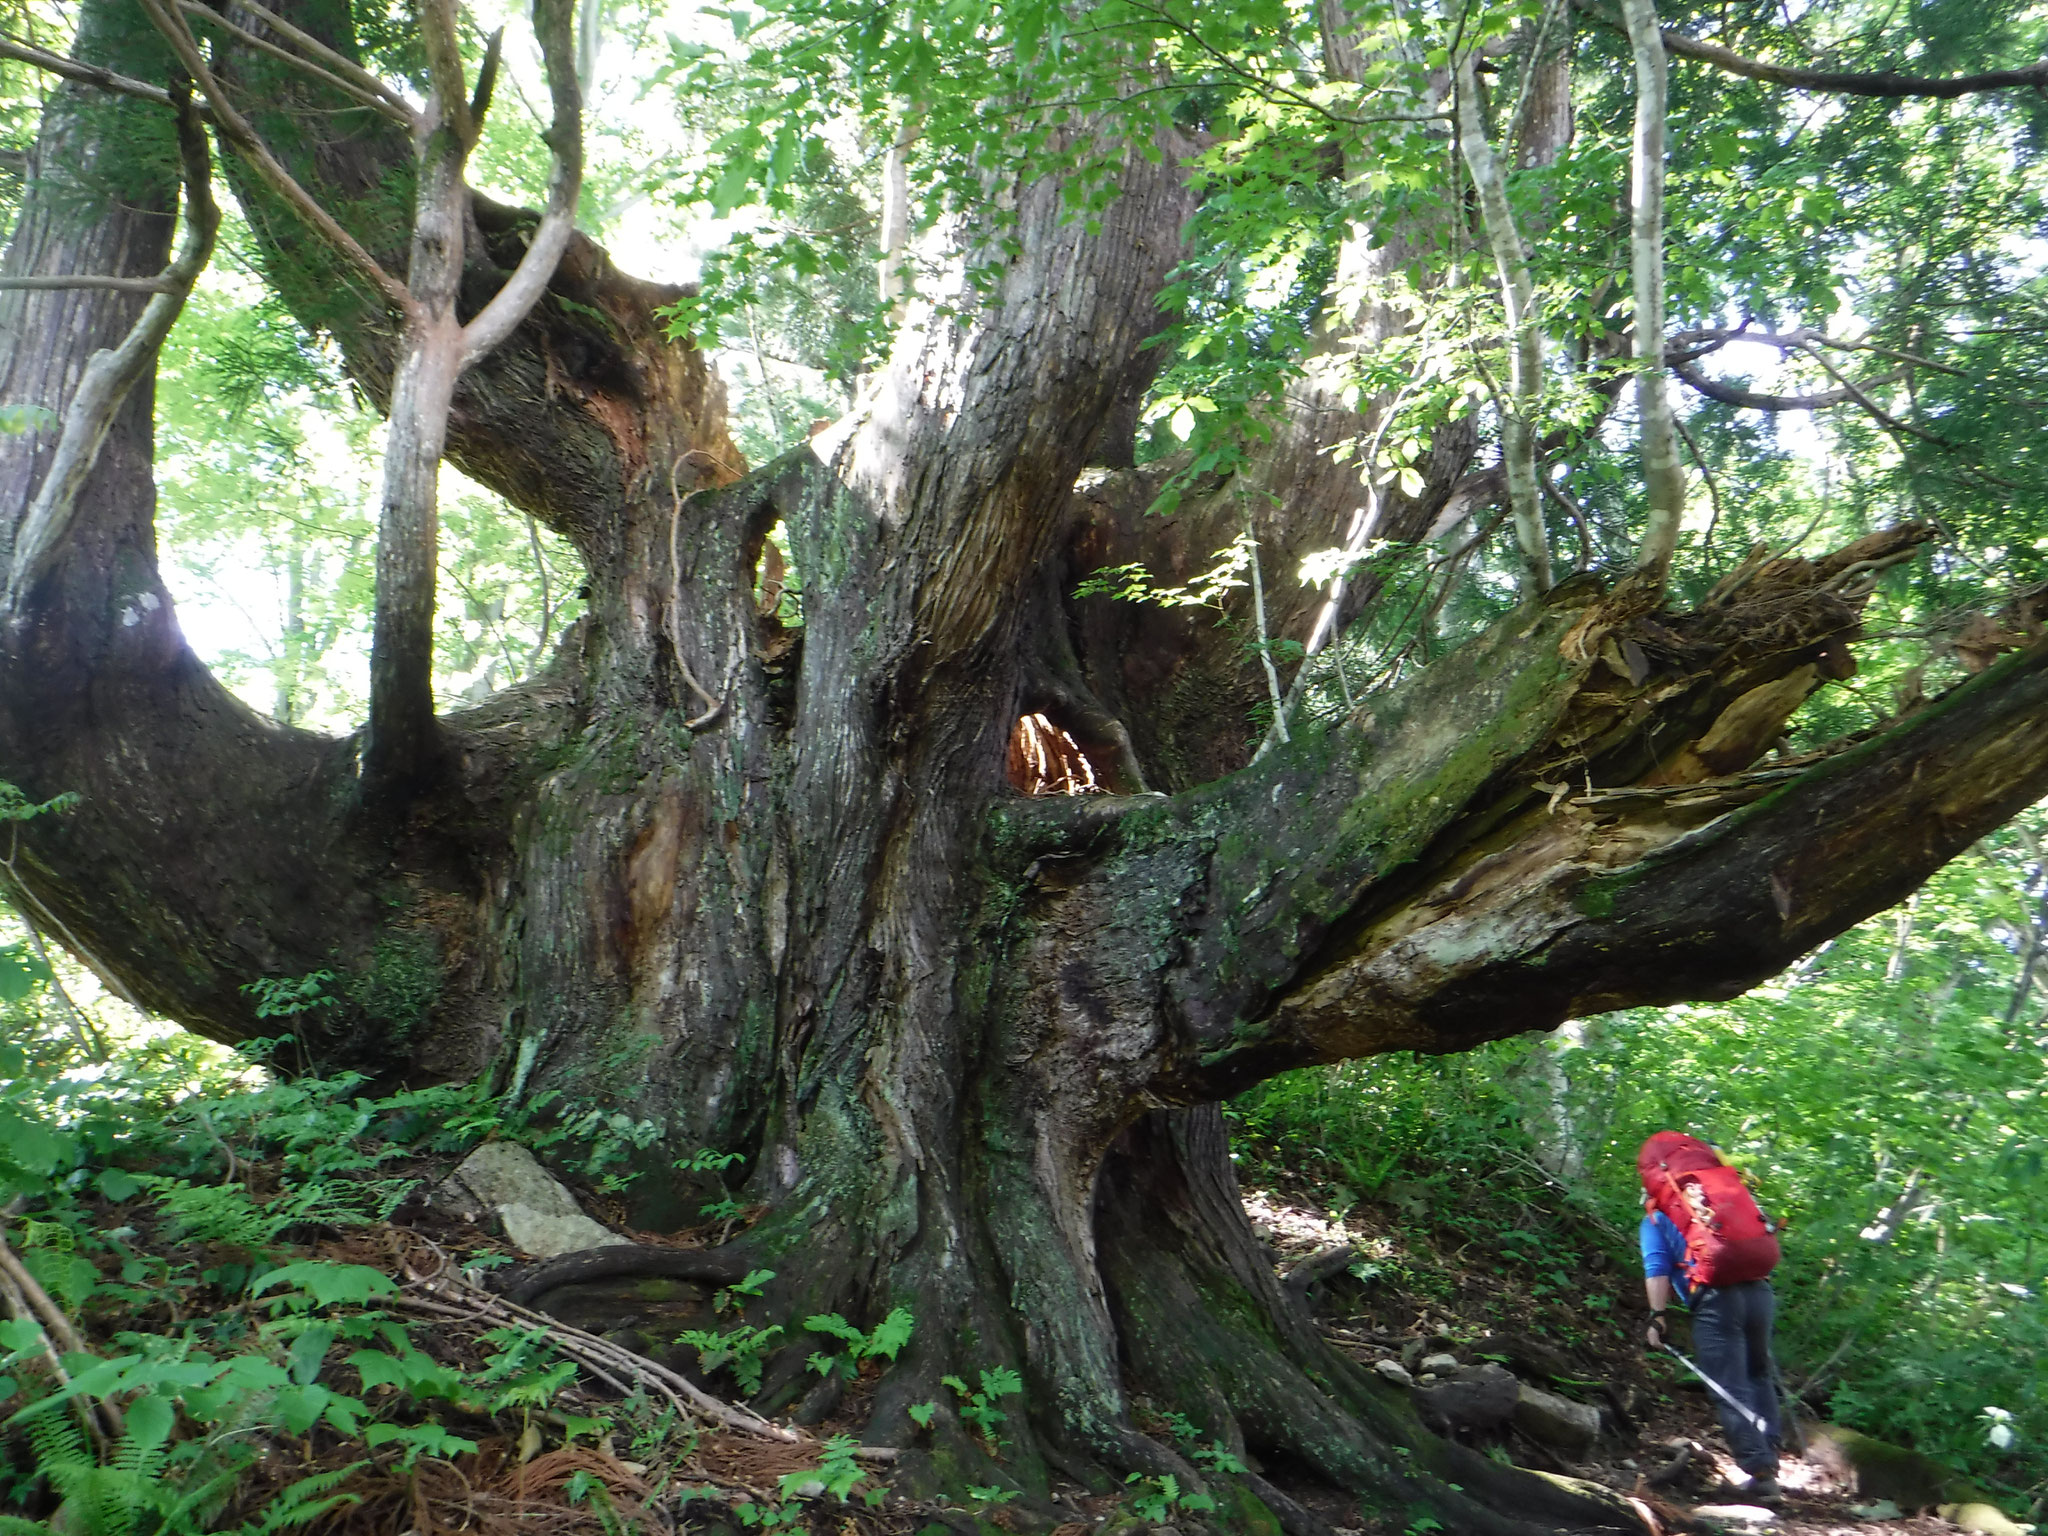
[1744,1475,1782,1506]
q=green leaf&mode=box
[864,1307,914,1361]
[0,1109,68,1178]
[124,1390,175,1453]
[0,946,49,1003]
[803,1313,864,1347]
[365,1421,478,1465]
[271,1383,335,1435]
[289,1325,335,1385]
[97,1169,142,1201]
[20,1251,98,1311]
[251,1262,396,1309]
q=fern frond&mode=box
[237,1460,368,1535]
[20,1402,94,1494]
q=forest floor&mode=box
[1236,1170,1997,1536]
[4,1145,2020,1536]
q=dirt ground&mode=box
[1238,1182,2029,1536]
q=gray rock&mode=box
[1690,1504,1777,1524]
[1468,1332,1581,1384]
[1374,1360,1415,1387]
[1400,1333,1454,1371]
[1513,1383,1601,1454]
[1412,1363,1519,1436]
[436,1141,632,1259]
[1420,1351,1461,1375]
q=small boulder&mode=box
[1513,1384,1601,1455]
[1420,1351,1461,1375]
[434,1142,632,1259]
[1468,1332,1582,1383]
[1690,1504,1776,1524]
[1400,1333,1455,1372]
[1374,1360,1415,1388]
[1412,1364,1519,1436]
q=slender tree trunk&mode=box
[277,534,305,724]
[1621,0,1686,580]
[1456,51,1551,596]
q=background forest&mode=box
[2,0,2047,1520]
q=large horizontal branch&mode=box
[1671,356,1881,410]
[1001,527,2034,1117]
[1170,561,2048,1091]
[1574,0,2048,96]
[1261,635,2048,1064]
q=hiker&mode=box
[1638,1131,1784,1502]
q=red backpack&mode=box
[1638,1132,1781,1288]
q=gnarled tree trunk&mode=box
[5,3,2048,1531]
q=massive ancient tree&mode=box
[2,0,2046,1527]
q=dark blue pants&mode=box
[1690,1280,1780,1476]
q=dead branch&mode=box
[0,274,177,293]
[394,1235,798,1443]
[0,35,183,109]
[206,0,418,122]
[1670,358,1883,411]
[134,0,410,315]
[173,1,416,126]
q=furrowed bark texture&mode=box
[7,1,2048,1529]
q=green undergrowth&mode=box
[0,1017,943,1536]
[1229,815,2048,1510]
[0,1008,1200,1535]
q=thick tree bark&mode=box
[7,4,2048,1531]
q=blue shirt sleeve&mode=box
[1639,1211,1692,1305]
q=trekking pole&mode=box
[1658,1344,1770,1437]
